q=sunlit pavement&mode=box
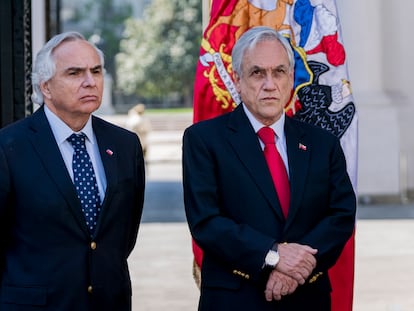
[353,219,414,311]
[130,221,414,311]
[100,114,414,311]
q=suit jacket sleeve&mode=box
[292,135,356,272]
[183,123,275,282]
[0,144,9,278]
[128,133,146,254]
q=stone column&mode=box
[337,0,400,199]
[382,0,414,199]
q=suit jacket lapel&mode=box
[284,117,310,231]
[27,107,90,236]
[225,105,285,220]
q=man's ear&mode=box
[40,81,52,99]
[288,70,294,91]
[233,72,241,93]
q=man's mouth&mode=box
[80,95,98,101]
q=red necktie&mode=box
[257,127,290,218]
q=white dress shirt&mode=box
[242,104,289,177]
[44,105,107,204]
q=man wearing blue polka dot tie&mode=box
[0,32,145,310]
[68,133,101,235]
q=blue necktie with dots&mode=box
[68,133,101,235]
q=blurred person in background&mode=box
[125,103,152,158]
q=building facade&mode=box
[2,0,413,201]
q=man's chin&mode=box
[81,101,101,112]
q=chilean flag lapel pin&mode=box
[106,149,114,156]
[299,143,307,151]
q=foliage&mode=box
[68,0,132,79]
[116,0,202,101]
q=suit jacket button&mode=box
[87,285,93,294]
[90,241,97,250]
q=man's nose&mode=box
[263,74,277,90]
[82,71,97,87]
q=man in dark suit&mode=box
[183,26,356,310]
[0,32,145,310]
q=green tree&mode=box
[67,0,132,82]
[116,0,202,107]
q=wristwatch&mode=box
[264,244,280,268]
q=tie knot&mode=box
[258,127,276,145]
[68,133,86,150]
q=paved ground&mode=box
[130,221,414,311]
[101,113,414,311]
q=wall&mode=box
[337,0,408,200]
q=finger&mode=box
[279,275,298,297]
[303,253,317,269]
[301,245,318,254]
[271,276,283,300]
[273,293,282,301]
[272,287,283,301]
[265,287,273,301]
[291,272,306,285]
[298,266,312,279]
[297,265,315,282]
[287,278,299,294]
[265,274,277,301]
[280,285,288,296]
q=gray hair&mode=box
[231,26,295,77]
[31,31,105,105]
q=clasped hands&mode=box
[264,243,317,301]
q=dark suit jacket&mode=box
[0,106,145,311]
[183,105,356,311]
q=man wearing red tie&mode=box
[182,26,356,310]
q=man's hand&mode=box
[264,270,298,301]
[276,243,318,284]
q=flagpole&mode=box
[202,0,211,32]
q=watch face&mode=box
[266,250,279,266]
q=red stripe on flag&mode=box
[329,230,356,311]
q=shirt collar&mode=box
[44,104,95,145]
[242,103,286,139]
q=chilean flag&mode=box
[192,1,358,310]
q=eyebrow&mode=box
[65,65,103,72]
[247,64,289,72]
